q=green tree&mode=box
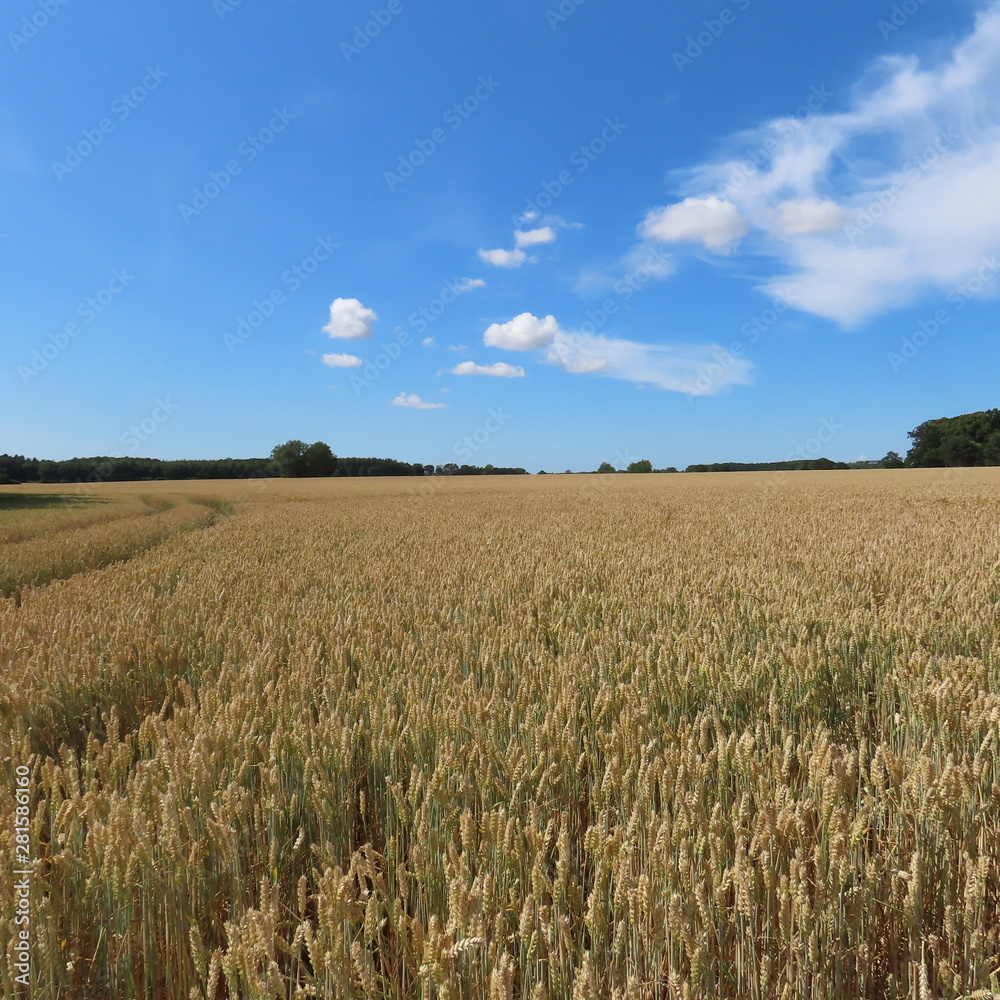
[982,430,1000,465]
[906,409,1000,467]
[881,450,905,468]
[597,462,616,474]
[304,441,337,477]
[270,440,309,477]
[627,459,653,474]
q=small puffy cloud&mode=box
[546,332,752,394]
[477,247,527,268]
[392,392,447,409]
[322,297,377,339]
[514,226,556,247]
[321,353,363,367]
[421,337,435,347]
[483,312,561,350]
[640,196,748,252]
[450,360,526,377]
[452,276,486,292]
[514,209,539,225]
[770,198,846,235]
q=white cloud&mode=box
[546,332,752,394]
[665,2,1000,325]
[477,247,527,268]
[479,312,752,394]
[514,226,556,247]
[452,276,486,292]
[515,209,539,225]
[640,196,748,252]
[321,353,363,367]
[421,337,436,347]
[770,198,846,235]
[450,360,526,377]
[483,312,561,350]
[392,392,447,409]
[322,297,377,339]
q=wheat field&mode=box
[1,470,998,1000]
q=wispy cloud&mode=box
[392,391,448,409]
[545,332,752,393]
[637,3,1000,325]
[480,312,751,394]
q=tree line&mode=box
[267,441,527,478]
[903,408,1000,467]
[0,440,526,485]
[1,410,996,485]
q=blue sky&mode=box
[3,0,999,471]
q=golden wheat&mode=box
[0,470,998,999]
